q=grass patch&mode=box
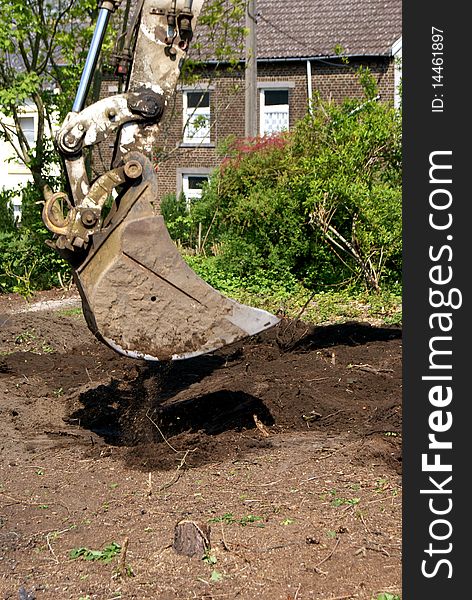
[183,255,401,326]
[210,286,401,326]
[59,307,82,317]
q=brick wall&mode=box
[312,58,394,102]
[95,56,395,199]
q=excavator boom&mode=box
[42,0,279,361]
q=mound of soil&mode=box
[0,289,402,600]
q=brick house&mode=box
[135,0,403,202]
[93,0,402,200]
[1,1,402,218]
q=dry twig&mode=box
[320,409,345,421]
[159,449,195,492]
[350,363,393,374]
[313,538,341,574]
[118,536,130,577]
[146,410,179,453]
[46,532,59,564]
[45,526,75,564]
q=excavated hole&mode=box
[69,386,273,447]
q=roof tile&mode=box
[195,0,402,61]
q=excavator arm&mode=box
[42,0,279,361]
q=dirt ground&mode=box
[0,288,402,600]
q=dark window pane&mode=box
[264,90,289,106]
[188,176,208,190]
[187,91,210,108]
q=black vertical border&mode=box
[403,2,468,597]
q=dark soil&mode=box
[0,288,402,600]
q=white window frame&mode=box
[392,37,402,109]
[259,88,290,136]
[8,111,37,173]
[177,168,212,209]
[181,173,209,203]
[182,89,211,145]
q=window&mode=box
[183,90,211,144]
[8,114,36,172]
[182,173,209,203]
[19,116,35,148]
[260,89,289,135]
[11,198,22,223]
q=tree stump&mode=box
[172,520,211,557]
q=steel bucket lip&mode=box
[102,310,280,362]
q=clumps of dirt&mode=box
[0,295,402,600]
[347,435,402,474]
[122,432,273,471]
[64,320,402,473]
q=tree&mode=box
[0,0,99,193]
[0,0,101,294]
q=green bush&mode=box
[168,74,401,294]
[0,188,17,232]
[187,135,318,292]
[0,183,71,296]
[294,88,402,291]
[160,193,195,245]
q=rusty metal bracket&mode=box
[42,161,138,251]
[56,91,164,157]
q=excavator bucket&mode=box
[43,0,279,361]
[73,155,279,361]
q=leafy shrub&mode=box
[184,254,300,297]
[0,188,16,232]
[160,193,196,246]
[295,87,402,291]
[170,73,402,293]
[0,183,70,296]
[188,134,315,288]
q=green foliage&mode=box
[328,489,361,507]
[184,254,300,298]
[298,79,402,291]
[0,72,41,115]
[208,512,264,527]
[69,542,121,563]
[160,193,194,245]
[164,72,402,294]
[0,189,16,232]
[209,569,223,582]
[0,183,71,296]
[186,135,315,289]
